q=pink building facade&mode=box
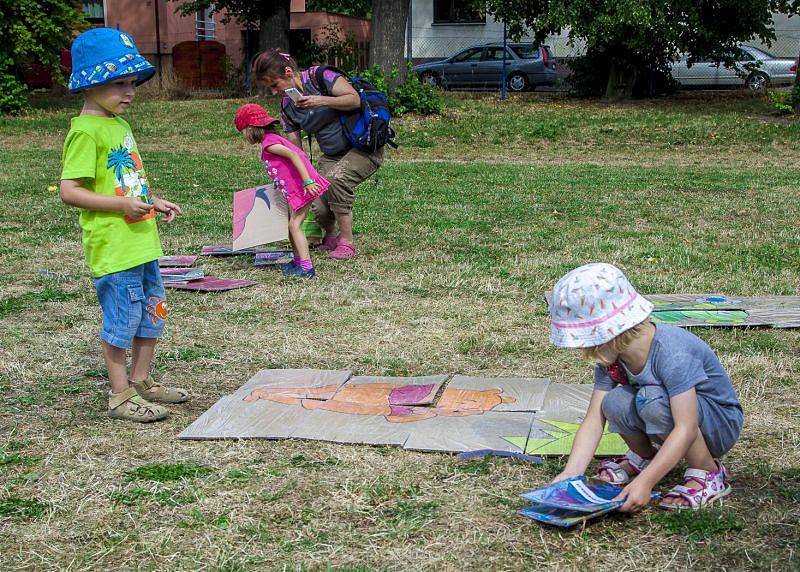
[95,0,370,82]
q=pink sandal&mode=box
[659,460,731,510]
[329,242,357,260]
[314,234,339,251]
[596,450,652,485]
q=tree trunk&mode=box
[259,0,291,51]
[370,0,409,80]
[604,59,637,100]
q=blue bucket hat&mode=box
[68,28,156,94]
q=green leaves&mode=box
[0,0,86,113]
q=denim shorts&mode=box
[601,384,742,458]
[93,260,167,349]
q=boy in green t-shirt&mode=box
[60,28,188,422]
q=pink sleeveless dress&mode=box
[261,132,329,211]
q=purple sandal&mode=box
[596,450,652,485]
[658,460,732,510]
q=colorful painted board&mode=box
[158,255,199,267]
[233,184,289,252]
[518,476,660,527]
[179,370,624,456]
[254,250,294,267]
[447,375,550,412]
[648,294,800,328]
[164,277,255,292]
[544,292,800,328]
[178,369,353,440]
[159,268,204,283]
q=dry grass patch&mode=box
[0,94,798,570]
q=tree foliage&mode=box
[0,0,86,113]
[306,0,372,18]
[482,0,800,98]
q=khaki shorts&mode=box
[316,146,384,214]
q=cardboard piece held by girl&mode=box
[232,184,289,252]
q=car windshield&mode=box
[511,45,540,60]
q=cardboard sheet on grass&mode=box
[179,370,626,455]
[164,277,255,292]
[545,292,800,328]
[159,255,198,267]
[160,268,204,283]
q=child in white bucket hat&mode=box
[548,263,743,512]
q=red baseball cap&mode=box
[234,103,279,132]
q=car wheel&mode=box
[746,72,768,91]
[507,72,529,92]
[420,71,441,88]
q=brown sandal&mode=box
[131,375,189,404]
[108,387,168,423]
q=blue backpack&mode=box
[311,65,397,152]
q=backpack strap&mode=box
[311,65,352,96]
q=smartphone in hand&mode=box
[285,88,302,103]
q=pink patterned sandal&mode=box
[596,450,652,485]
[658,460,731,510]
[329,242,358,260]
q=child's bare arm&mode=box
[631,389,699,486]
[265,143,312,181]
[552,389,608,482]
[60,179,152,219]
[265,143,322,197]
[615,389,700,512]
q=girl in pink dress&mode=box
[234,103,329,278]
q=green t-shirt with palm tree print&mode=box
[61,115,162,277]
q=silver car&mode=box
[413,43,557,91]
[670,45,797,90]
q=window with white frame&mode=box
[196,7,216,40]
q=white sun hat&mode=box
[549,263,654,348]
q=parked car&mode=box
[670,45,797,90]
[413,43,557,91]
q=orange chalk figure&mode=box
[243,382,514,423]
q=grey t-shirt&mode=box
[594,324,742,413]
[281,66,351,156]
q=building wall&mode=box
[292,12,370,44]
[104,0,305,71]
[103,0,369,76]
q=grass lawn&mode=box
[0,91,798,570]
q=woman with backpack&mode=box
[251,49,385,260]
